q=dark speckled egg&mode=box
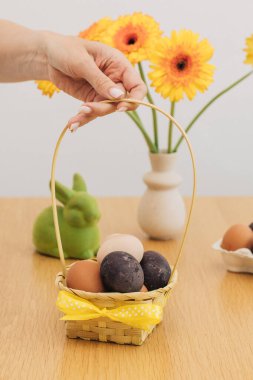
[141,251,171,291]
[100,251,144,293]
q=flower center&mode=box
[175,55,190,72]
[176,59,187,71]
[125,33,138,45]
[169,53,192,76]
[113,24,147,56]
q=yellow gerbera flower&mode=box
[148,30,215,102]
[244,34,253,65]
[101,12,163,64]
[79,17,113,41]
[35,80,60,98]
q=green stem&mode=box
[126,107,151,147]
[168,102,175,153]
[131,109,142,124]
[173,70,253,152]
[138,62,159,151]
[126,111,158,153]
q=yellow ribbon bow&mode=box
[56,291,163,331]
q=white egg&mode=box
[97,234,144,263]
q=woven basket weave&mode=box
[52,99,196,346]
[56,265,177,345]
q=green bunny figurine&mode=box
[33,173,101,259]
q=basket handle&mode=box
[51,98,196,280]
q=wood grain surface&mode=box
[0,197,253,380]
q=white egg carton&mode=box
[212,239,253,274]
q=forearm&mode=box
[0,20,49,82]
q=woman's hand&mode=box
[0,21,146,130]
[41,32,146,130]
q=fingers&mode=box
[78,42,145,110]
[48,67,95,102]
[80,102,117,117]
[80,54,126,101]
[116,65,147,111]
[68,102,118,131]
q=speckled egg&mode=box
[66,260,105,292]
[100,251,144,293]
[221,224,253,251]
[97,234,144,263]
[141,251,171,291]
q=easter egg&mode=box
[66,260,105,292]
[100,251,144,293]
[221,224,253,251]
[141,251,171,291]
[97,234,144,263]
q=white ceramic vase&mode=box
[138,152,186,240]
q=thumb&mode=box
[83,57,125,99]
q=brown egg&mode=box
[66,260,105,292]
[221,224,253,251]
[140,285,148,292]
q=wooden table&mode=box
[0,197,253,380]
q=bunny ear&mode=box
[50,180,73,205]
[72,173,87,192]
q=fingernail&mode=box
[70,122,80,132]
[109,87,125,99]
[80,105,92,114]
[117,106,128,112]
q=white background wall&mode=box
[0,0,253,197]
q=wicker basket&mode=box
[56,265,177,345]
[51,99,196,346]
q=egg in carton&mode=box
[212,239,253,274]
